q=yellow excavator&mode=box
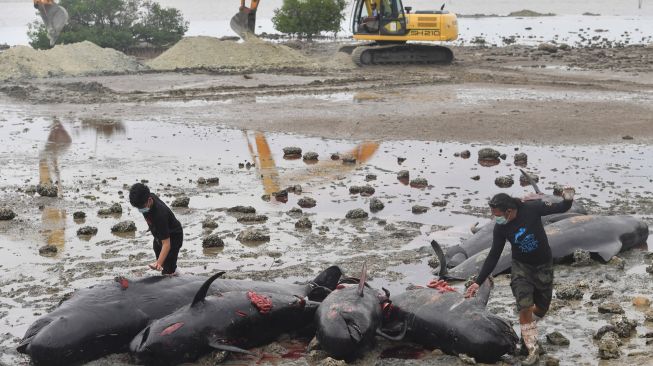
[230,0,457,65]
[33,0,69,46]
[348,0,458,65]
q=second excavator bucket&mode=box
[230,7,257,39]
[36,2,69,46]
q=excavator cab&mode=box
[352,0,407,37]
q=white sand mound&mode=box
[147,36,325,71]
[0,41,145,80]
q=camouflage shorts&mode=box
[510,259,554,312]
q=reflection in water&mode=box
[39,120,71,253]
[244,131,379,197]
[80,118,126,138]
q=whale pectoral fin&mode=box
[208,340,254,355]
[593,240,622,262]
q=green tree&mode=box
[272,0,347,40]
[27,0,188,50]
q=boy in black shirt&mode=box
[129,183,183,275]
[464,187,575,365]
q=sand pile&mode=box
[0,41,144,80]
[147,36,337,71]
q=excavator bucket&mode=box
[36,2,69,46]
[230,7,257,39]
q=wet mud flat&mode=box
[0,99,652,365]
[0,40,652,365]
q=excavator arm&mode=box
[33,0,69,46]
[230,0,261,39]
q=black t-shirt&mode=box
[143,194,182,241]
[475,199,572,285]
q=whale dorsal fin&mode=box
[191,271,226,307]
[357,262,367,297]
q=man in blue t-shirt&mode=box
[465,187,575,365]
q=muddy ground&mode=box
[0,42,652,366]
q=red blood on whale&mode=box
[160,322,184,336]
[247,291,273,314]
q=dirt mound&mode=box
[0,41,145,80]
[147,36,349,72]
[507,9,555,17]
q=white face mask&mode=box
[138,207,150,214]
[495,215,508,225]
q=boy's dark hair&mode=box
[129,183,150,208]
[488,193,521,211]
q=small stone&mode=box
[431,200,448,207]
[365,174,377,181]
[644,309,653,322]
[599,302,625,314]
[494,175,514,188]
[459,150,471,158]
[538,42,558,53]
[171,197,190,208]
[36,183,58,197]
[341,155,356,164]
[632,296,651,307]
[514,152,528,166]
[283,146,302,158]
[369,198,384,212]
[543,356,560,366]
[458,353,476,364]
[412,205,428,214]
[590,289,614,300]
[556,284,584,300]
[73,211,86,219]
[572,249,593,266]
[546,331,570,346]
[38,245,58,256]
[76,226,98,236]
[427,256,440,269]
[98,203,122,216]
[345,209,368,219]
[397,170,409,180]
[237,214,268,224]
[302,152,319,161]
[397,157,406,164]
[330,153,340,160]
[206,177,219,184]
[594,325,617,340]
[359,185,375,196]
[0,208,16,220]
[410,178,428,188]
[297,197,316,208]
[201,218,218,229]
[202,233,225,248]
[295,217,312,229]
[227,206,256,214]
[237,228,270,242]
[622,135,634,140]
[598,335,620,360]
[608,256,625,270]
[471,175,480,180]
[111,221,136,233]
[287,207,303,217]
[197,177,207,184]
[318,357,347,366]
[478,147,501,160]
[609,315,637,338]
[272,190,289,201]
[261,194,271,202]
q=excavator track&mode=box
[351,44,453,66]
